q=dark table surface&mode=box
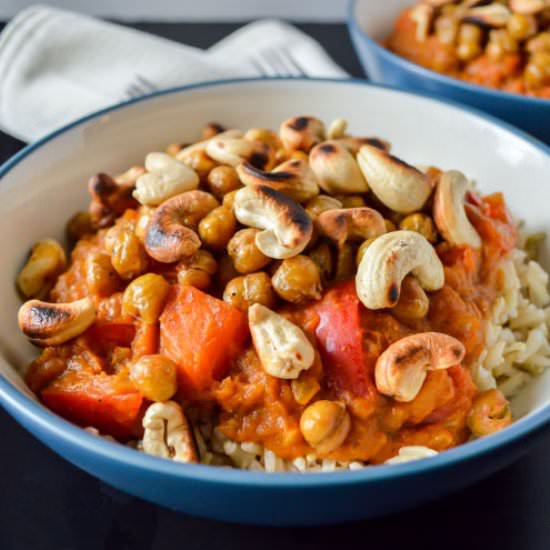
[1,21,550,550]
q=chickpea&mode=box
[308,242,334,284]
[272,255,322,304]
[457,40,482,62]
[66,211,94,242]
[486,30,518,61]
[227,228,271,274]
[456,23,483,61]
[108,225,148,280]
[355,237,377,266]
[299,400,351,454]
[399,213,438,243]
[207,166,241,199]
[524,52,550,89]
[222,189,240,210]
[122,273,170,323]
[526,32,550,54]
[244,128,281,150]
[305,195,343,220]
[216,254,240,290]
[434,14,459,45]
[180,149,217,183]
[86,252,120,296]
[198,206,237,250]
[223,272,277,311]
[336,194,366,208]
[391,276,430,321]
[129,354,178,402]
[467,389,512,437]
[507,13,537,42]
[201,122,225,140]
[334,242,356,282]
[177,249,218,290]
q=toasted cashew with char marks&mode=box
[317,207,386,248]
[133,153,199,206]
[144,190,218,263]
[336,136,391,155]
[142,401,198,463]
[279,116,326,152]
[233,185,313,259]
[18,297,96,347]
[356,230,444,310]
[206,138,274,170]
[248,304,314,379]
[375,332,465,402]
[236,159,319,203]
[433,170,481,249]
[357,145,432,213]
[310,141,369,195]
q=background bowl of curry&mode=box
[1,78,550,526]
[348,0,550,144]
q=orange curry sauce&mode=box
[26,193,517,464]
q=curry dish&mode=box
[387,1,550,99]
[16,116,543,471]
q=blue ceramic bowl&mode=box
[1,78,550,526]
[348,0,550,143]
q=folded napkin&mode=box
[0,5,347,142]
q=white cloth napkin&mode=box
[0,5,347,142]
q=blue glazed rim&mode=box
[1,76,550,489]
[347,0,550,108]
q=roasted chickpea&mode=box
[434,14,459,45]
[227,228,271,274]
[86,252,120,296]
[391,276,430,321]
[66,211,94,242]
[198,206,237,250]
[384,218,397,232]
[526,32,550,54]
[207,165,241,199]
[305,195,343,220]
[525,51,550,88]
[201,122,225,140]
[467,389,512,437]
[507,13,537,42]
[108,224,148,280]
[272,255,322,303]
[216,254,240,290]
[308,242,334,284]
[336,194,366,208]
[177,249,218,290]
[334,242,356,282]
[129,354,178,402]
[122,273,170,323]
[180,149,217,183]
[222,189,240,210]
[457,23,483,61]
[399,213,438,243]
[223,272,277,311]
[355,237,377,266]
[486,29,518,61]
[299,400,351,454]
[244,128,281,150]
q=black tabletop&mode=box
[1,21,549,550]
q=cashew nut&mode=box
[357,144,432,213]
[206,138,273,170]
[317,207,386,248]
[310,141,369,195]
[18,297,96,347]
[144,190,218,263]
[248,303,314,379]
[115,165,146,185]
[467,389,512,437]
[355,230,444,310]
[233,185,313,259]
[175,128,243,159]
[433,170,481,249]
[133,153,200,206]
[327,118,348,140]
[336,136,391,155]
[142,401,198,463]
[375,332,465,402]
[17,239,66,299]
[88,173,137,227]
[279,116,326,152]
[463,3,511,27]
[410,3,435,41]
[236,159,319,203]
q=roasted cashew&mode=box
[357,144,432,213]
[279,116,326,152]
[175,128,243,159]
[327,118,348,140]
[433,170,481,249]
[236,159,319,203]
[248,303,314,379]
[375,332,465,402]
[18,297,96,347]
[133,152,199,206]
[142,401,198,463]
[88,172,138,227]
[467,389,512,437]
[336,136,391,155]
[144,190,218,263]
[355,230,444,310]
[310,141,369,194]
[115,165,146,185]
[317,207,386,248]
[463,3,511,27]
[233,185,313,259]
[206,138,274,170]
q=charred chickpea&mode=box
[177,249,218,290]
[223,272,277,311]
[66,211,94,242]
[308,242,334,284]
[299,400,351,454]
[222,189,240,210]
[467,389,512,437]
[198,206,237,250]
[179,149,217,183]
[272,255,322,304]
[122,273,170,323]
[399,213,438,243]
[129,354,178,402]
[227,228,271,274]
[334,242,356,282]
[207,165,242,199]
[434,14,459,45]
[86,252,120,296]
[355,237,377,267]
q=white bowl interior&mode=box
[354,0,411,40]
[1,79,549,425]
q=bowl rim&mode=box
[347,0,550,108]
[1,76,550,488]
